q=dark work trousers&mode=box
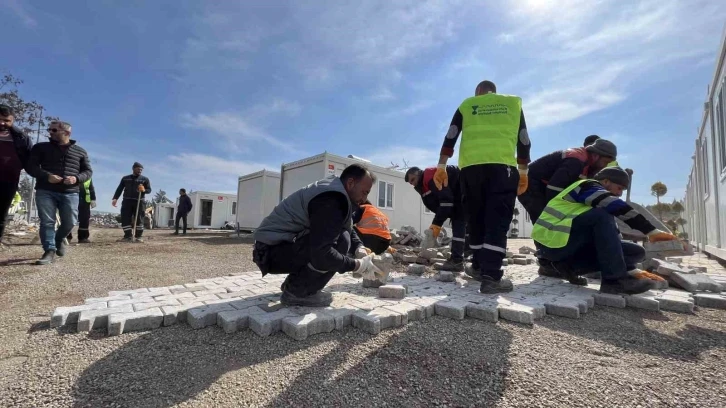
[68,199,91,241]
[450,218,466,262]
[460,164,519,280]
[354,227,391,255]
[0,182,18,241]
[264,229,353,297]
[175,213,188,234]
[537,208,645,281]
[120,198,145,238]
[517,179,549,255]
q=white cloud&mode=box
[366,146,459,171]
[371,87,396,101]
[385,100,435,117]
[7,0,37,28]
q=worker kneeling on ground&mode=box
[253,164,384,307]
[405,165,467,271]
[532,167,677,295]
[353,200,393,255]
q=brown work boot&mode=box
[479,275,514,294]
[280,290,333,307]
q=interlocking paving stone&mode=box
[108,308,164,336]
[379,285,406,299]
[77,305,134,332]
[49,252,726,339]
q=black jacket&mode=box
[308,192,363,273]
[26,140,93,193]
[177,194,193,215]
[415,165,464,226]
[8,126,33,170]
[528,147,591,201]
[113,174,152,201]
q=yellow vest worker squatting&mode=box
[434,80,531,294]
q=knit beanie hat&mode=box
[133,162,144,169]
[593,167,629,187]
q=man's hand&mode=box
[90,201,97,209]
[433,164,448,190]
[647,229,677,243]
[112,199,118,208]
[48,175,63,184]
[63,176,77,185]
[137,185,145,193]
[628,269,666,282]
[352,254,384,281]
[386,246,397,254]
[355,246,369,259]
[429,224,442,238]
[517,166,528,196]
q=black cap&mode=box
[583,134,600,147]
[585,139,617,158]
[404,167,422,182]
[594,166,629,187]
[133,162,144,169]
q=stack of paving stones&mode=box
[50,264,726,341]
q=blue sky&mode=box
[3,0,726,213]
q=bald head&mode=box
[475,80,497,96]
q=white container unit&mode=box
[187,191,237,229]
[236,170,281,230]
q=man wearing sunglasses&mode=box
[26,120,92,265]
[0,104,33,250]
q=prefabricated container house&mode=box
[236,170,281,230]
[154,202,176,228]
[684,26,726,261]
[186,191,238,229]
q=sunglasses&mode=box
[47,128,61,133]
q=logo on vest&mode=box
[471,105,478,115]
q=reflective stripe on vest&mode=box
[531,179,593,248]
[458,93,521,168]
[82,179,92,203]
[421,168,436,195]
[356,204,392,240]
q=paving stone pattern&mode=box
[50,262,726,341]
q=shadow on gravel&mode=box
[71,320,512,407]
[0,257,36,266]
[188,236,255,246]
[538,308,726,361]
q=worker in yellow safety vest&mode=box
[532,167,679,295]
[434,80,531,293]
[352,201,394,255]
[67,179,96,243]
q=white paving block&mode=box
[108,308,164,336]
[84,295,130,304]
[282,312,336,341]
[249,309,298,337]
[51,303,107,328]
[435,300,468,320]
[77,305,134,332]
[593,293,626,308]
[108,288,149,296]
[217,306,267,334]
[188,304,236,329]
[465,302,499,322]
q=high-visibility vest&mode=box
[355,204,392,240]
[531,179,593,248]
[458,93,522,168]
[606,160,619,168]
[12,192,21,207]
[82,179,92,203]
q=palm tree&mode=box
[650,181,668,221]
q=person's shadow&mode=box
[71,318,513,407]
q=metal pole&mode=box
[27,107,43,222]
[625,168,633,203]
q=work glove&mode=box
[386,247,397,254]
[137,185,146,193]
[517,166,528,196]
[355,246,370,259]
[433,164,448,190]
[90,201,97,209]
[352,254,384,281]
[628,269,666,282]
[647,229,677,243]
[429,224,442,239]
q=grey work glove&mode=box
[352,254,383,281]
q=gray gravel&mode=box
[1,230,726,407]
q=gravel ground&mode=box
[1,229,725,407]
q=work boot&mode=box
[551,261,588,286]
[36,250,56,265]
[173,231,179,235]
[479,275,514,294]
[436,258,464,272]
[600,277,653,295]
[134,237,144,243]
[118,237,133,243]
[537,259,562,278]
[78,239,91,244]
[280,290,333,307]
[464,263,482,281]
[55,240,67,257]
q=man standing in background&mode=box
[0,104,33,249]
[174,188,192,235]
[112,162,151,242]
[68,179,96,243]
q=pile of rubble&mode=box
[4,218,38,237]
[645,256,723,294]
[390,226,453,248]
[391,244,538,274]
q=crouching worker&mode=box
[532,167,678,295]
[253,164,385,307]
[353,200,393,255]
